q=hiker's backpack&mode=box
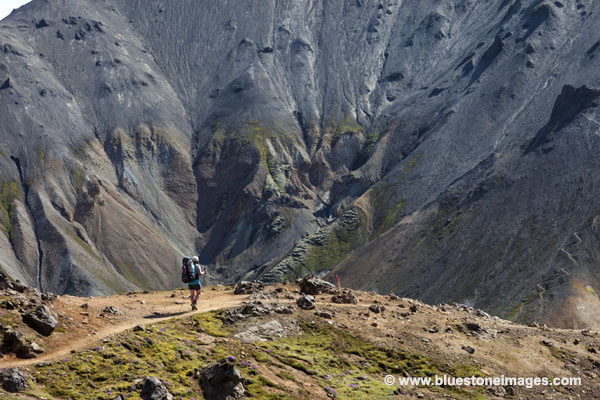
[181,257,198,283]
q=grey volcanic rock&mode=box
[140,377,173,400]
[1,329,36,358]
[299,275,337,295]
[23,305,57,336]
[199,360,246,400]
[297,295,316,310]
[0,0,600,328]
[0,368,29,392]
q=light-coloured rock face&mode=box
[1,0,600,327]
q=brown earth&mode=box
[0,284,599,399]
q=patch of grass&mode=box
[585,286,597,296]
[31,316,219,399]
[254,320,443,399]
[295,209,364,277]
[194,310,233,337]
[368,153,421,239]
[0,180,22,240]
[276,369,297,382]
[327,115,363,146]
[70,167,84,194]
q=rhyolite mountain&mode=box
[1,0,599,328]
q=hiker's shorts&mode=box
[188,284,201,290]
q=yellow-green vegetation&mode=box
[288,208,365,279]
[214,121,292,194]
[301,225,359,275]
[70,167,85,193]
[326,115,364,146]
[368,153,421,239]
[368,182,406,240]
[504,291,537,322]
[0,180,22,240]
[585,286,597,296]
[23,310,485,400]
[193,310,234,337]
[37,148,46,161]
[362,128,380,155]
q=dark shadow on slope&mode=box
[468,36,504,86]
[525,85,600,154]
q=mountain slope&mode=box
[0,0,600,327]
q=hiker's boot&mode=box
[191,303,198,311]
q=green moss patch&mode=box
[0,180,22,240]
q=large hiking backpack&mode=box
[181,257,198,283]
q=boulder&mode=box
[200,360,246,400]
[299,275,336,295]
[140,377,173,400]
[23,305,58,336]
[233,281,265,295]
[273,304,295,314]
[296,295,316,310]
[0,368,29,392]
[369,304,385,314]
[331,289,359,304]
[315,310,333,319]
[2,330,36,358]
[102,306,123,316]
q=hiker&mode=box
[188,256,206,310]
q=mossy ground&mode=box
[0,180,22,240]
[20,308,487,400]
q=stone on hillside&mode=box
[140,377,173,400]
[221,301,273,324]
[299,275,336,295]
[30,342,44,353]
[0,368,29,392]
[461,345,475,354]
[331,289,359,304]
[200,360,246,400]
[23,305,58,336]
[273,304,295,314]
[1,330,36,358]
[102,306,123,316]
[233,281,264,295]
[369,304,385,313]
[296,295,316,310]
[315,310,333,319]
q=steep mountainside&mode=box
[1,0,600,328]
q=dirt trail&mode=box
[0,287,248,368]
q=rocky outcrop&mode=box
[1,329,36,358]
[233,281,265,295]
[296,295,316,310]
[299,275,337,295]
[199,360,246,400]
[331,289,359,305]
[23,305,58,336]
[140,377,173,400]
[0,368,29,392]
